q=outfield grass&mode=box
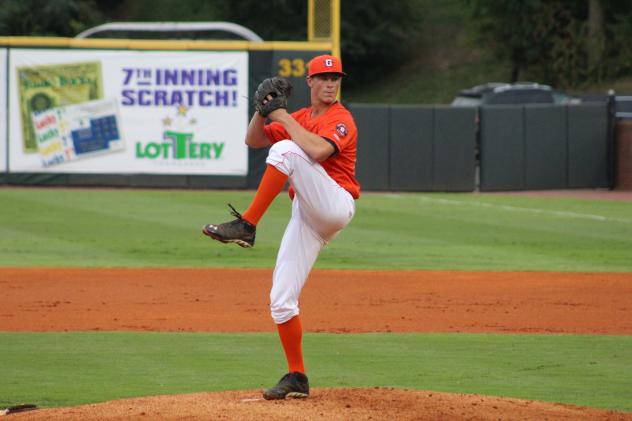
[0,188,631,271]
[0,332,630,411]
[2,187,631,413]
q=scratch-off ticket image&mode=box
[32,98,125,168]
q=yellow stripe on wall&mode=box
[0,36,332,52]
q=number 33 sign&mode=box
[277,58,306,78]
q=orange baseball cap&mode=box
[307,54,347,77]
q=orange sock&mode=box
[242,165,287,226]
[277,315,305,374]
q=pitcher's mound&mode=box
[8,388,631,420]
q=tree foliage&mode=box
[465,0,632,88]
[182,0,422,88]
[0,0,105,37]
[0,0,421,90]
[340,1,422,86]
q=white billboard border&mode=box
[7,48,249,176]
[0,47,7,174]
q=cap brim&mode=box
[308,70,347,77]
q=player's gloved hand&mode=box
[254,77,293,118]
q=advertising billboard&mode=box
[8,49,249,175]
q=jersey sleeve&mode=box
[317,109,357,153]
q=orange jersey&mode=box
[263,102,360,199]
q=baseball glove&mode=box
[254,77,293,117]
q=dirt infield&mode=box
[3,267,632,420]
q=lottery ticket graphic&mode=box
[32,98,124,167]
[17,61,103,153]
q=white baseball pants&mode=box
[266,140,355,324]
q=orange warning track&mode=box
[2,268,631,334]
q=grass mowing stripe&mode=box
[414,195,632,224]
[1,189,631,271]
[0,332,630,412]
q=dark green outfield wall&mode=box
[2,97,612,192]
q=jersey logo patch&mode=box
[336,123,348,137]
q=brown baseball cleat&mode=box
[263,372,309,400]
[202,204,256,248]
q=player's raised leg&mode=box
[266,140,355,240]
[202,164,287,247]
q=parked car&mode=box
[451,82,580,106]
[577,93,632,120]
[614,96,632,119]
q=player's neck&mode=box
[310,100,336,118]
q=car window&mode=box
[485,90,554,105]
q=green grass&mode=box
[2,187,631,413]
[0,332,630,411]
[1,188,631,271]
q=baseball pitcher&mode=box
[203,54,359,399]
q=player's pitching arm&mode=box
[268,109,335,162]
[245,113,272,149]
